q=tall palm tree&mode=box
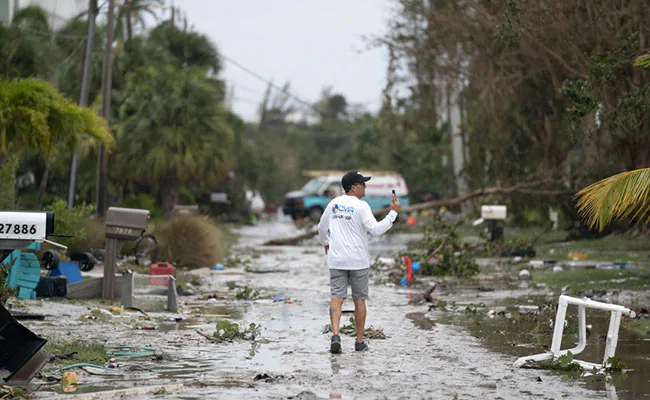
[118,66,233,218]
[116,0,164,48]
[146,22,221,73]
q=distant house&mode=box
[0,0,87,30]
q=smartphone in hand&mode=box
[392,189,396,196]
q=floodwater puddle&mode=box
[187,304,248,319]
[425,293,650,399]
[405,312,436,330]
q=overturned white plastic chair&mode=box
[514,295,636,371]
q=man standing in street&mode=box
[318,171,400,353]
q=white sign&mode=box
[481,205,507,220]
[210,193,229,203]
[0,212,49,241]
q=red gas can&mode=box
[149,262,176,285]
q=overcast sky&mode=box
[172,0,394,122]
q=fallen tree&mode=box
[263,230,319,246]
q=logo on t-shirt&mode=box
[332,204,354,214]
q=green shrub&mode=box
[154,214,224,269]
[45,199,95,253]
[118,193,161,219]
[403,215,479,277]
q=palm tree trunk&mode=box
[161,177,179,219]
[0,155,17,210]
[125,0,133,46]
[36,161,51,210]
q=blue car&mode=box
[282,172,410,221]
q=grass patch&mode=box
[455,225,650,262]
[623,318,650,337]
[44,340,108,366]
[533,268,650,293]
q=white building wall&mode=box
[0,0,15,25]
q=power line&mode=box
[221,54,376,121]
[220,54,317,111]
[229,81,267,96]
[232,96,260,105]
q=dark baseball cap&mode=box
[341,171,371,192]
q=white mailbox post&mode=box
[473,205,507,241]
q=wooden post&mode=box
[120,272,133,307]
[167,276,178,313]
[102,238,121,298]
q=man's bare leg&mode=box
[330,298,344,334]
[353,299,366,343]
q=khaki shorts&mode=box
[329,268,369,300]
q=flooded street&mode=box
[14,220,648,399]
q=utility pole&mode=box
[67,0,97,210]
[96,0,115,217]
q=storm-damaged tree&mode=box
[374,0,650,227]
[117,65,233,218]
[574,54,650,232]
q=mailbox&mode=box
[0,211,54,242]
[105,207,149,240]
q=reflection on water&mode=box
[330,354,365,376]
[406,312,436,330]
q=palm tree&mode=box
[117,0,164,48]
[635,54,650,71]
[117,66,233,218]
[0,5,56,79]
[146,22,221,73]
[575,168,650,231]
[574,54,650,231]
[0,78,114,208]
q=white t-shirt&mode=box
[317,195,398,270]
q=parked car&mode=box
[282,171,410,221]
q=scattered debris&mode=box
[236,286,262,300]
[8,310,45,320]
[0,385,29,399]
[245,265,288,273]
[0,303,48,385]
[263,230,317,246]
[60,371,79,393]
[408,284,437,305]
[253,373,286,383]
[197,320,261,343]
[323,317,387,339]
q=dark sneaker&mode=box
[355,341,368,352]
[330,335,342,354]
